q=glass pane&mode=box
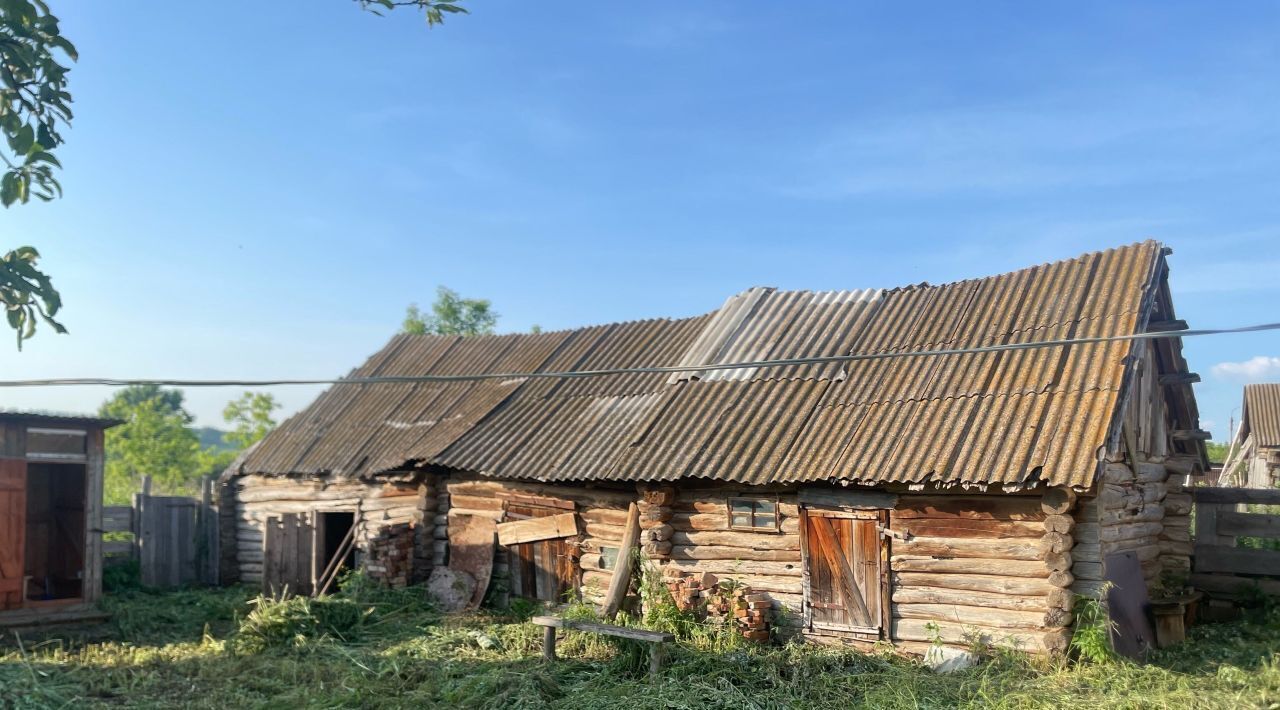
[730,512,752,528]
[756,499,776,515]
[730,499,753,515]
[753,514,776,529]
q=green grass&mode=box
[3,581,1280,709]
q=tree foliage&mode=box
[99,385,201,503]
[357,0,468,26]
[1,0,75,348]
[223,391,281,450]
[402,285,498,336]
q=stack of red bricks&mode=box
[365,522,415,588]
[662,569,772,643]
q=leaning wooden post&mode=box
[602,502,641,619]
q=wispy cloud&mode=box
[1212,356,1280,381]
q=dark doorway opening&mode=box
[24,462,86,603]
[319,511,356,583]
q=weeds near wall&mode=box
[1070,592,1117,664]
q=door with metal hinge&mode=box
[800,508,887,637]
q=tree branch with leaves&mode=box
[1,0,76,348]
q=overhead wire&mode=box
[0,321,1276,388]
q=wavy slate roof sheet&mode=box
[1243,384,1280,448]
[240,241,1189,489]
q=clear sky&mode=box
[2,1,1277,441]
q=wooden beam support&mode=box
[1146,319,1188,333]
[601,503,640,619]
[1159,372,1200,386]
[1171,429,1211,442]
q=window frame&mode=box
[726,495,781,532]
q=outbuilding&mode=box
[221,241,1207,653]
[0,411,117,627]
[1220,384,1280,488]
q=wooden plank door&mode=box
[800,509,885,635]
[262,513,314,596]
[0,458,26,610]
[504,503,578,603]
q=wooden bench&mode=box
[531,615,675,676]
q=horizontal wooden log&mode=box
[1164,493,1192,516]
[449,494,503,512]
[1043,514,1075,534]
[581,508,631,527]
[1044,550,1072,572]
[450,507,504,521]
[669,530,798,550]
[583,522,626,540]
[1189,573,1280,598]
[893,572,1055,596]
[1159,540,1193,556]
[1135,463,1168,484]
[1074,523,1099,544]
[1218,511,1280,538]
[1195,544,1280,576]
[640,524,674,542]
[1193,487,1280,505]
[1159,372,1200,386]
[892,619,1069,654]
[892,586,1050,612]
[893,537,1041,561]
[894,603,1048,630]
[668,545,801,562]
[497,512,578,546]
[1038,533,1072,555]
[1041,488,1077,515]
[893,497,1043,521]
[892,557,1050,578]
[662,559,802,577]
[1100,504,1163,526]
[1100,522,1163,543]
[799,487,898,510]
[1072,561,1103,581]
[1072,543,1100,563]
[1102,463,1135,484]
[671,512,799,533]
[893,518,1043,539]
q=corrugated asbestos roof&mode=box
[240,241,1188,489]
[1244,384,1280,448]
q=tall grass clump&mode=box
[1070,593,1117,664]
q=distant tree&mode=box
[1,1,76,348]
[99,387,201,503]
[402,286,498,336]
[222,391,281,450]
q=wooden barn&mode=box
[0,411,117,627]
[1219,384,1280,488]
[220,241,1208,654]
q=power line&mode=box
[1,321,1277,388]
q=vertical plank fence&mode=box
[102,475,219,589]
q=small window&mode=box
[26,428,87,460]
[599,546,619,570]
[727,497,778,531]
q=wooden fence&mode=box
[103,476,218,588]
[1191,487,1280,597]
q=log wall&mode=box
[440,476,634,607]
[887,492,1072,655]
[224,474,429,585]
[660,486,804,633]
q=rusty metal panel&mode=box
[241,241,1177,492]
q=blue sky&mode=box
[1,1,1277,440]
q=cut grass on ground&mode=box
[2,581,1280,709]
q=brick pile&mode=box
[662,569,772,643]
[365,522,415,587]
